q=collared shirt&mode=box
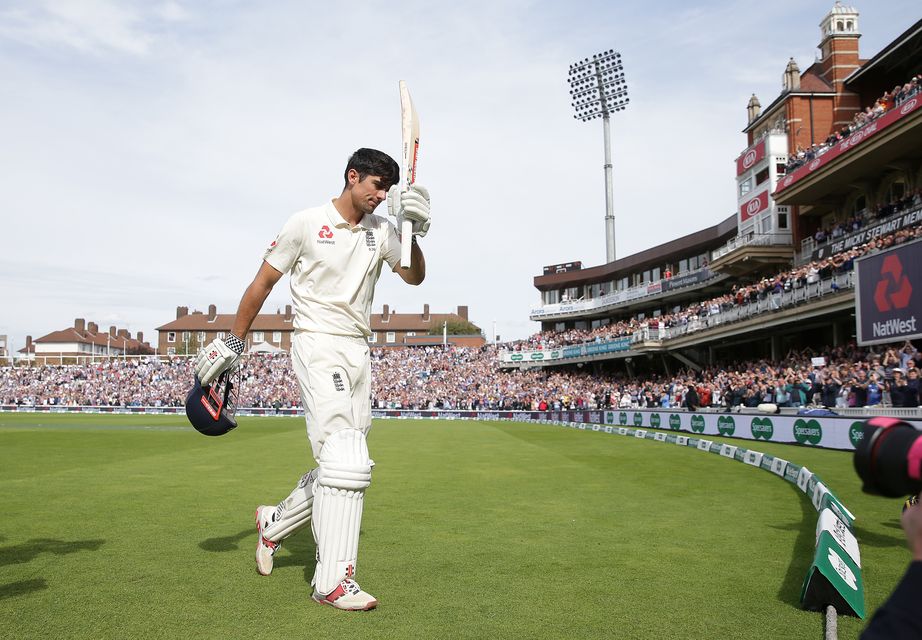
[264,201,401,337]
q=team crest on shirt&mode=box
[317,225,335,245]
[263,236,279,259]
[365,230,376,251]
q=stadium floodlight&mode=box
[568,49,629,263]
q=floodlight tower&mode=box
[568,50,629,263]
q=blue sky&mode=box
[0,0,919,351]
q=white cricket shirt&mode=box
[263,201,401,337]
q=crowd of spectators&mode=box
[786,74,921,173]
[1,339,919,411]
[812,188,922,247]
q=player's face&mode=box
[350,172,390,215]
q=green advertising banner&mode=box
[601,408,919,450]
[801,531,865,618]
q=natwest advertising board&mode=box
[740,189,769,222]
[855,238,922,345]
[736,139,766,175]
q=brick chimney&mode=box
[74,318,86,333]
[382,304,390,322]
[208,304,217,321]
[109,326,117,337]
[117,329,129,339]
[422,304,430,321]
[136,331,144,343]
[457,305,469,320]
[284,304,293,321]
[176,306,189,319]
[88,322,98,334]
[25,335,32,352]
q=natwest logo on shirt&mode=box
[317,225,335,245]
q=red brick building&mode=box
[19,319,154,364]
[156,304,485,354]
[369,304,485,348]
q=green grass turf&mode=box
[0,414,912,639]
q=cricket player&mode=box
[194,148,430,611]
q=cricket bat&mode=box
[398,80,419,269]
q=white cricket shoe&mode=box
[312,579,378,611]
[255,505,280,576]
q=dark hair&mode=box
[343,148,399,189]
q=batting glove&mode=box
[387,184,431,238]
[194,334,244,386]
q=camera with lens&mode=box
[853,417,922,498]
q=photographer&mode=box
[861,495,922,639]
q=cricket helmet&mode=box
[185,369,240,436]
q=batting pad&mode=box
[311,429,373,595]
[262,469,316,542]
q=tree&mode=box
[429,319,482,336]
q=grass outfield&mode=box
[0,414,912,639]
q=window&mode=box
[544,290,559,305]
[368,332,377,343]
[679,259,688,273]
[851,195,866,215]
[689,256,699,270]
[776,162,786,176]
[167,347,176,355]
[886,181,905,204]
[574,321,587,331]
[617,277,629,291]
[386,331,396,343]
[777,206,789,230]
[641,270,650,284]
[167,332,176,343]
[253,331,264,342]
[406,332,416,337]
[197,331,205,343]
[565,287,580,301]
[182,331,190,342]
[755,167,770,186]
[272,331,281,343]
[217,332,226,340]
[739,177,752,197]
[651,267,661,281]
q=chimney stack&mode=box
[109,326,117,337]
[137,331,144,343]
[208,304,217,321]
[117,329,129,339]
[88,322,98,334]
[74,318,86,333]
[26,335,33,351]
[422,304,430,321]
[747,94,762,125]
[176,306,189,319]
[457,305,469,320]
[285,304,293,321]
[382,304,390,321]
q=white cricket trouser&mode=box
[291,331,372,460]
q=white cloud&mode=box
[0,0,156,55]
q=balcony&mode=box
[530,267,725,322]
[707,232,794,277]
